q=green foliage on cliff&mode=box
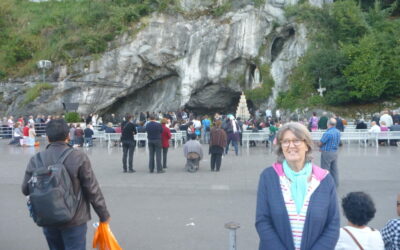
[244,64,274,105]
[278,0,400,110]
[64,112,81,123]
[0,0,178,79]
[22,82,54,106]
[254,0,266,7]
[211,2,232,17]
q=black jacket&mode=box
[121,122,137,142]
[84,128,94,138]
[22,142,110,228]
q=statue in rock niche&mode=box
[252,67,262,87]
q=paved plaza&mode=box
[0,138,399,250]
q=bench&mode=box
[311,131,400,147]
[177,131,187,143]
[105,133,121,148]
[171,133,183,148]
[373,131,400,147]
[92,130,105,143]
[134,133,148,149]
[242,132,270,149]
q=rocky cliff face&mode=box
[0,0,331,117]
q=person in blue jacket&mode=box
[256,122,339,250]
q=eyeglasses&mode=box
[281,139,304,147]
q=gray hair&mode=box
[328,118,337,126]
[275,122,314,163]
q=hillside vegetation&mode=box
[0,0,266,80]
[0,0,178,79]
[1,0,399,110]
[278,0,400,109]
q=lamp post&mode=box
[37,60,52,83]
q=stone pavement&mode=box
[0,139,399,250]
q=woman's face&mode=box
[281,130,308,166]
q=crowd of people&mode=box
[1,108,399,249]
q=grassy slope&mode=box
[0,0,175,79]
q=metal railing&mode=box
[311,131,400,147]
[241,132,270,149]
[0,123,47,139]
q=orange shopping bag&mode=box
[92,222,122,250]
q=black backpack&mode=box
[28,148,81,227]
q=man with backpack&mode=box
[21,119,110,250]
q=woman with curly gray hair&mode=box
[256,122,340,250]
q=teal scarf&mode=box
[283,160,312,214]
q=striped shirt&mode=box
[320,127,341,152]
[280,174,321,250]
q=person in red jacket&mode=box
[23,124,30,137]
[161,118,172,169]
[22,124,30,145]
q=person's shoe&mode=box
[211,169,215,171]
[163,166,167,169]
[157,170,166,173]
[149,170,154,173]
[128,169,136,173]
[123,169,127,173]
[216,169,220,172]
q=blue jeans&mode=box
[84,137,93,147]
[225,139,239,155]
[202,130,210,144]
[43,223,87,250]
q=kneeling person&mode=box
[183,133,203,172]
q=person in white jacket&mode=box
[368,121,381,146]
[369,121,381,133]
[380,110,393,128]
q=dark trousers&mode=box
[162,147,168,168]
[122,140,136,171]
[76,136,83,147]
[321,151,339,187]
[43,223,87,250]
[148,139,162,172]
[9,136,22,145]
[210,153,222,171]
